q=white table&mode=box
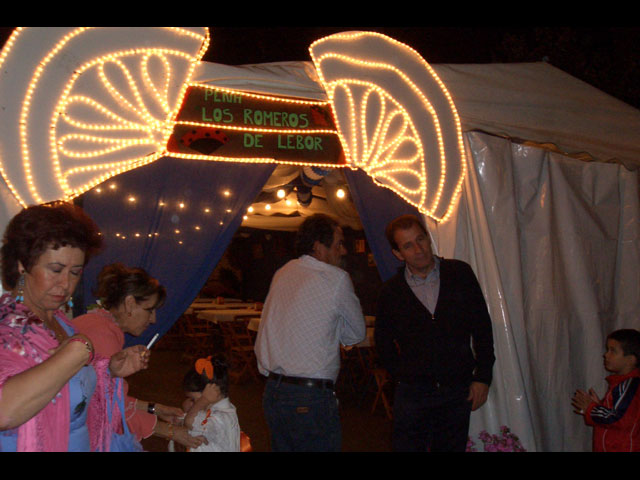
[197,308,262,324]
[186,302,256,314]
[244,315,374,333]
[247,316,261,332]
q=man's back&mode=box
[255,255,365,382]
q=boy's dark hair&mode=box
[608,329,640,366]
[183,354,229,397]
[385,214,429,251]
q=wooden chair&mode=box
[337,346,370,396]
[371,368,393,420]
[218,315,260,383]
[153,319,183,351]
[180,314,217,361]
[356,347,393,420]
[337,346,356,395]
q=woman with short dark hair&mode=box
[0,202,148,451]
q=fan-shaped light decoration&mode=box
[0,27,209,207]
[309,31,466,222]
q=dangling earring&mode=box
[16,273,24,303]
[67,297,74,309]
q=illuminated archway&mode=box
[0,27,465,223]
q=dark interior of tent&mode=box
[69,153,426,451]
[74,155,421,348]
[201,225,382,315]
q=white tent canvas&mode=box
[1,27,639,451]
[191,59,640,451]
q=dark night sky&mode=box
[0,26,638,108]
[199,26,640,109]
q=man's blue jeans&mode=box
[262,377,341,452]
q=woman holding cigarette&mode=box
[73,262,206,450]
[0,202,148,451]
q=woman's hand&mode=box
[182,397,194,414]
[109,345,149,377]
[0,333,96,430]
[155,404,185,424]
[48,333,94,362]
[172,425,208,449]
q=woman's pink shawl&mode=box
[0,294,120,451]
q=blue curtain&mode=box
[344,168,421,283]
[79,157,275,347]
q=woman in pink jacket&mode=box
[0,202,147,451]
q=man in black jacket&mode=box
[375,214,495,452]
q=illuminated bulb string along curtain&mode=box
[79,157,274,347]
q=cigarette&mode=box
[146,333,159,349]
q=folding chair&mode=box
[180,314,217,361]
[337,346,366,396]
[371,367,393,420]
[153,319,182,351]
[218,315,260,383]
[357,346,393,420]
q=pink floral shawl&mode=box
[0,294,120,451]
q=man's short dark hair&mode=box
[295,214,339,257]
[608,329,640,367]
[385,214,429,251]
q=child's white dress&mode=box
[188,397,241,452]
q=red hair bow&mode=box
[195,356,214,381]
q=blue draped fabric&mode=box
[79,157,275,347]
[343,168,421,283]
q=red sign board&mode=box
[166,85,345,166]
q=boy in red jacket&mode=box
[572,329,640,451]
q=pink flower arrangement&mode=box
[466,425,526,452]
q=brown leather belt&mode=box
[268,372,334,390]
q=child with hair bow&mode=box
[178,355,246,452]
